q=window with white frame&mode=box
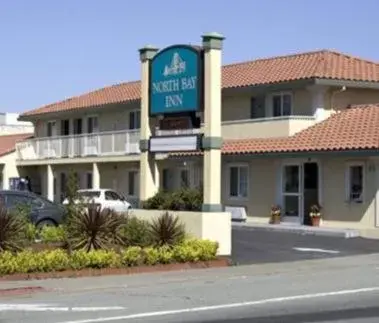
[272,92,292,117]
[128,170,139,196]
[346,163,364,203]
[129,110,141,130]
[228,164,248,198]
[87,116,99,133]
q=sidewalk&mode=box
[232,220,360,238]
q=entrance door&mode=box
[303,162,319,226]
[282,164,303,223]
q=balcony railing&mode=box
[16,130,140,161]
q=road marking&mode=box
[56,286,379,323]
[293,247,340,254]
[0,304,126,312]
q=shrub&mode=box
[39,225,66,244]
[142,188,203,211]
[0,239,219,276]
[149,212,186,247]
[121,217,152,247]
[0,202,27,252]
[66,203,126,252]
[121,246,144,267]
[25,223,37,242]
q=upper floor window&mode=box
[272,92,292,117]
[129,110,141,130]
[47,121,56,137]
[87,116,99,133]
[346,163,364,203]
[250,95,266,119]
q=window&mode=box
[346,164,364,203]
[60,119,70,136]
[87,116,99,133]
[105,190,120,201]
[128,171,139,196]
[129,110,141,130]
[229,165,248,198]
[180,169,189,188]
[250,95,266,119]
[86,173,93,189]
[162,169,170,191]
[73,118,83,135]
[272,93,292,117]
[47,121,56,137]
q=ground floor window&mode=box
[86,172,93,189]
[128,170,139,197]
[346,163,364,203]
[162,168,170,191]
[228,164,248,198]
[180,169,190,188]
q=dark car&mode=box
[0,190,66,228]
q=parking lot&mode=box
[232,225,379,265]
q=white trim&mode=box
[345,162,365,204]
[227,162,249,201]
[270,91,293,117]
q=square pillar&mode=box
[46,164,54,201]
[92,162,100,189]
[201,32,224,212]
[138,45,159,204]
[307,85,329,121]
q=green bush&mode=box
[142,188,203,211]
[121,217,152,247]
[39,226,66,243]
[0,239,219,276]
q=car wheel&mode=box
[36,219,57,230]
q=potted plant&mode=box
[270,205,281,224]
[309,204,322,227]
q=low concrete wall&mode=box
[131,209,232,256]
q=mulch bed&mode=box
[0,258,231,282]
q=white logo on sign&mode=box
[163,52,186,77]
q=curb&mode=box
[232,223,360,238]
[0,286,45,296]
[0,258,231,282]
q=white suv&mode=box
[63,189,132,213]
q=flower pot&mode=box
[272,214,281,224]
[311,216,321,227]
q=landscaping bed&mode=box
[0,177,228,281]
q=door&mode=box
[60,119,70,157]
[46,121,57,157]
[86,116,99,155]
[303,162,319,226]
[73,118,83,156]
[282,164,303,223]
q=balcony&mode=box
[16,130,140,161]
[221,116,316,139]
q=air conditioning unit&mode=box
[225,206,247,222]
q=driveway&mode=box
[232,226,379,265]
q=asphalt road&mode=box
[2,253,379,322]
[232,226,379,265]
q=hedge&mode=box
[0,239,218,276]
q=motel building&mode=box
[11,43,379,235]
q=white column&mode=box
[92,162,100,189]
[138,45,159,203]
[2,165,9,190]
[307,85,328,121]
[201,32,224,212]
[46,164,54,201]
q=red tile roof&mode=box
[21,50,379,117]
[0,133,33,158]
[172,103,379,156]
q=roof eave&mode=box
[315,78,379,89]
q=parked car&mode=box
[62,189,132,214]
[0,190,66,228]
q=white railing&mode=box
[16,130,140,161]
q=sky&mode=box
[1,0,379,113]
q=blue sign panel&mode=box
[150,45,201,115]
